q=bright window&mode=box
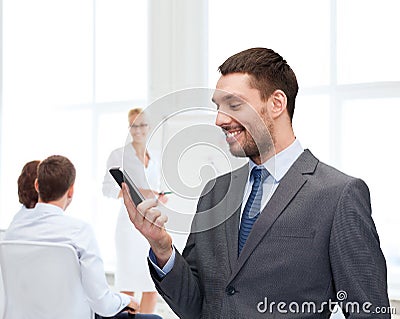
[337,0,400,84]
[0,0,148,270]
[208,0,331,87]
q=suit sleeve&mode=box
[147,178,221,319]
[149,233,203,319]
[329,178,390,318]
[148,176,225,318]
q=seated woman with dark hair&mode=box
[17,160,40,209]
[7,160,40,225]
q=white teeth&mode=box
[227,130,241,137]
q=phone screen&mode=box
[109,167,145,206]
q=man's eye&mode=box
[229,104,241,109]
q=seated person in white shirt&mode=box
[4,155,162,319]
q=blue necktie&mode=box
[238,166,269,255]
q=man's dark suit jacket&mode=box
[149,150,390,318]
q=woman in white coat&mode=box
[102,108,165,314]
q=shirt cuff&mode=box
[148,247,176,278]
[119,292,131,311]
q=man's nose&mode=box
[215,110,232,127]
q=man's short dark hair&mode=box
[218,47,299,120]
[37,155,76,202]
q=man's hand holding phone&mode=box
[121,183,173,268]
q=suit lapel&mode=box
[224,164,249,273]
[228,150,318,281]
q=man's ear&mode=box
[269,89,287,119]
[67,183,74,199]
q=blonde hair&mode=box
[128,108,143,119]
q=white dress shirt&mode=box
[4,203,131,317]
[149,139,304,277]
[241,139,304,219]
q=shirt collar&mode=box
[127,143,154,161]
[34,202,64,215]
[248,139,304,182]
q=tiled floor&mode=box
[152,296,178,319]
[391,300,400,318]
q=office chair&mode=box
[0,240,94,319]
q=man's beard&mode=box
[229,114,274,160]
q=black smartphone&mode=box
[109,167,145,206]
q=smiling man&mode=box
[121,48,390,318]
